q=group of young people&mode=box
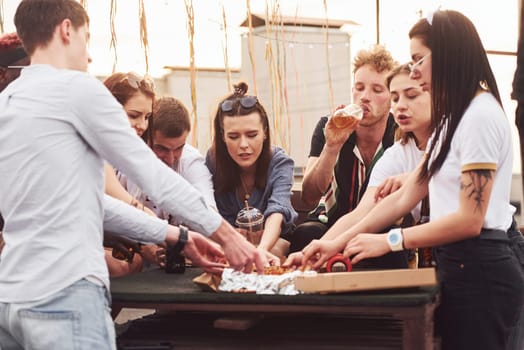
[0,1,522,350]
[100,72,298,274]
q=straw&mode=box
[244,200,253,234]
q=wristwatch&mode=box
[174,225,188,254]
[165,225,188,274]
[387,227,404,252]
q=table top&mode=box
[110,267,439,308]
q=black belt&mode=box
[480,228,509,241]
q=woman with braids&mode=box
[206,82,297,260]
[298,10,524,350]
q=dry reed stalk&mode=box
[246,0,257,95]
[138,0,150,75]
[263,2,276,144]
[0,0,4,34]
[264,3,276,141]
[323,0,334,112]
[109,0,118,73]
[289,5,307,175]
[221,5,232,91]
[278,13,290,152]
[184,0,198,147]
[264,1,290,152]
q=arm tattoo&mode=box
[460,170,493,213]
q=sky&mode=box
[1,0,518,77]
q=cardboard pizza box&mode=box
[295,268,437,294]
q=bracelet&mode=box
[173,225,188,254]
[401,229,406,250]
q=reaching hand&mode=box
[103,232,142,262]
[183,231,227,274]
[374,173,408,202]
[282,251,304,269]
[301,238,345,271]
[139,244,165,267]
[212,220,267,273]
[343,233,390,265]
[260,247,281,267]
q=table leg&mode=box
[400,303,438,350]
[111,305,123,320]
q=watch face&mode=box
[389,234,400,244]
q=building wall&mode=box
[239,26,352,168]
[161,69,240,152]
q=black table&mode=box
[111,267,440,350]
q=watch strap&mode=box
[173,225,188,254]
[387,227,404,252]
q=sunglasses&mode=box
[119,73,155,91]
[220,96,258,113]
[111,244,142,263]
[408,53,431,73]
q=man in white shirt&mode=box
[121,96,218,225]
[151,97,217,209]
[0,1,264,349]
[0,32,30,250]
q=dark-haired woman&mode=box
[206,82,297,260]
[299,10,524,350]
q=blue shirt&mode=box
[206,146,297,235]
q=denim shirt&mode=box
[206,146,298,235]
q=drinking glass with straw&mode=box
[235,201,264,246]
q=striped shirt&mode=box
[309,114,396,226]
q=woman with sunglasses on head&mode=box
[101,71,165,276]
[206,82,297,261]
[284,63,433,269]
[300,10,524,350]
[103,73,230,277]
[102,72,161,213]
[102,71,157,212]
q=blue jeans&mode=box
[0,279,116,350]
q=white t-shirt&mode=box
[117,145,218,229]
[175,144,217,210]
[428,93,515,230]
[0,65,222,302]
[368,138,425,222]
[120,144,217,226]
